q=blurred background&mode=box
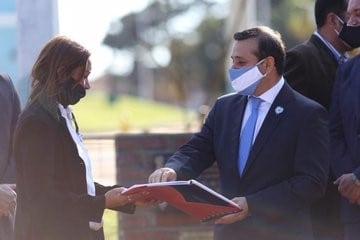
[1,0,316,239]
[2,0,315,134]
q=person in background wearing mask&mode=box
[13,36,145,240]
[284,1,352,239]
[0,73,20,240]
[330,0,360,239]
[148,26,329,240]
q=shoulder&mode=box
[216,91,244,103]
[282,83,326,111]
[290,88,327,118]
[0,73,12,91]
[17,102,58,132]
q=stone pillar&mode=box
[16,0,58,105]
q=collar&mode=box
[58,103,72,120]
[255,77,284,105]
[314,31,347,63]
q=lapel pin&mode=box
[275,106,284,115]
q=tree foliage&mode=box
[103,0,315,108]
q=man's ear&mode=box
[263,56,275,75]
[327,12,341,28]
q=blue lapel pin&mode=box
[275,106,284,115]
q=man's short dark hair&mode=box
[315,0,347,28]
[233,26,286,75]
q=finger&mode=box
[160,170,170,182]
[214,211,243,225]
[150,170,162,183]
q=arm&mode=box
[0,74,17,180]
[95,183,136,214]
[15,118,139,222]
[330,60,360,202]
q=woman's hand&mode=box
[0,184,17,217]
[104,187,150,208]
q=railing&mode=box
[83,134,117,186]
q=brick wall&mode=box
[115,133,220,240]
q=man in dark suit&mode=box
[149,26,329,240]
[0,73,20,240]
[330,1,360,239]
[284,0,351,110]
[284,1,352,239]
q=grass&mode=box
[103,210,118,240]
[72,91,197,133]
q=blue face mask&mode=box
[228,60,265,95]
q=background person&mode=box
[330,0,360,239]
[284,1,351,239]
[0,73,20,240]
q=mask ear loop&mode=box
[334,15,345,34]
[256,58,271,78]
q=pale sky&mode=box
[58,0,151,79]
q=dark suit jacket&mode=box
[284,34,339,110]
[0,73,20,240]
[13,96,134,240]
[165,83,329,240]
[330,55,360,224]
[0,73,20,183]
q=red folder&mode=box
[123,179,241,222]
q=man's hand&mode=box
[334,173,360,203]
[0,184,17,217]
[148,167,177,183]
[214,197,249,224]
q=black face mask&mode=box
[58,79,86,106]
[338,23,360,48]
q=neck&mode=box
[318,27,349,54]
[253,73,280,96]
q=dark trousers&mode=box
[344,222,360,240]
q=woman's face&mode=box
[71,59,91,90]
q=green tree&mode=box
[103,0,227,107]
[271,0,315,48]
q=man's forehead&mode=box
[232,39,258,56]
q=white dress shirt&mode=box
[241,77,285,143]
[58,104,102,230]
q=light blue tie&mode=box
[238,97,262,175]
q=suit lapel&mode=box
[242,83,293,175]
